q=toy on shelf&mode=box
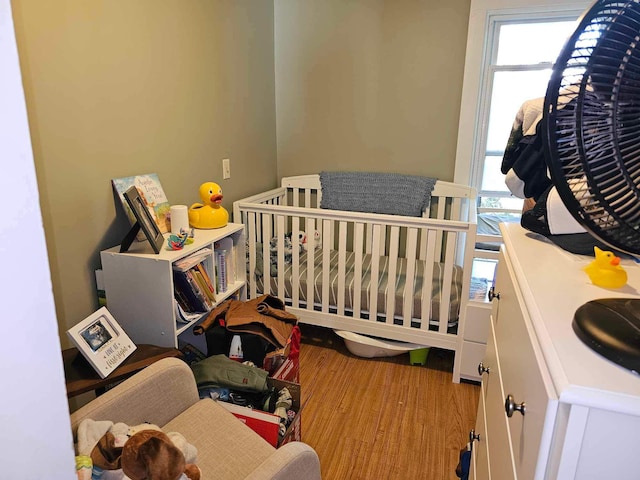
[167,228,194,251]
[584,246,628,289]
[188,182,229,229]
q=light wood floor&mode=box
[298,325,480,480]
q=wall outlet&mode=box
[222,158,231,179]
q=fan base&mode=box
[573,298,640,375]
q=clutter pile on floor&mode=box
[184,294,302,446]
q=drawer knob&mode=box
[477,362,490,376]
[469,429,480,443]
[505,394,526,417]
[488,287,500,301]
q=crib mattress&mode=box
[252,246,463,327]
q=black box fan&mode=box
[543,0,640,373]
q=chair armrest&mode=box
[244,441,322,480]
[69,357,199,439]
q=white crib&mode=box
[233,174,477,382]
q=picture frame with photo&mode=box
[120,185,165,254]
[66,307,137,379]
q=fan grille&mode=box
[545,0,640,254]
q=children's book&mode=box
[112,173,171,240]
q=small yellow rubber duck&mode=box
[584,246,627,289]
[188,182,229,229]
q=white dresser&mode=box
[471,223,640,480]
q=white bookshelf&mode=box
[100,224,246,349]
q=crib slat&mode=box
[305,189,312,209]
[261,214,272,296]
[385,226,400,324]
[256,211,263,244]
[291,217,301,306]
[337,221,348,315]
[369,224,382,321]
[450,197,462,222]
[403,227,418,326]
[365,225,373,254]
[276,215,286,299]
[438,232,456,334]
[420,229,437,330]
[418,227,428,261]
[353,223,364,318]
[291,187,300,207]
[305,217,315,311]
[321,219,332,313]
[434,199,446,262]
[248,213,258,299]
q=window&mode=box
[454,2,589,295]
[476,16,579,212]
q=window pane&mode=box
[496,21,577,65]
[481,155,509,192]
[479,196,524,210]
[486,69,553,152]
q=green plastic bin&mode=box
[409,347,430,366]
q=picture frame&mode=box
[66,307,137,379]
[120,185,165,254]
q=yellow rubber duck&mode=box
[188,182,229,229]
[584,246,627,289]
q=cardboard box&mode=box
[218,376,306,447]
[268,377,304,446]
[271,357,300,383]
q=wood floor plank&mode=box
[299,325,480,480]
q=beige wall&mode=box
[12,0,277,346]
[11,0,470,348]
[274,0,471,180]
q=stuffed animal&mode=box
[76,420,199,480]
[121,430,201,480]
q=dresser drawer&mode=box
[465,301,491,343]
[472,380,490,480]
[493,256,556,480]
[460,340,487,382]
[483,318,516,480]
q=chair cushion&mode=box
[162,398,276,479]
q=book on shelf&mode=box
[111,173,171,241]
[215,249,228,293]
[173,248,213,272]
[174,298,201,324]
[191,266,215,303]
[194,263,216,301]
[186,269,213,310]
[173,269,209,313]
[214,237,236,284]
[174,288,193,314]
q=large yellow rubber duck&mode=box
[188,182,229,229]
[584,246,627,289]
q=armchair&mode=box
[69,357,321,480]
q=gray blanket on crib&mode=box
[319,171,437,217]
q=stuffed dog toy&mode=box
[121,429,201,480]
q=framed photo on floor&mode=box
[66,307,137,378]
